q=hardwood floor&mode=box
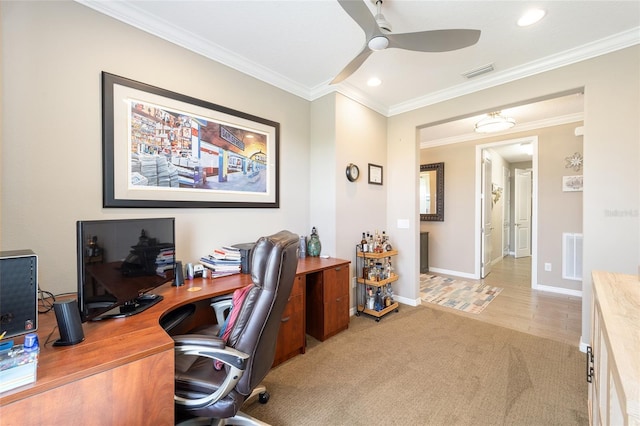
[422,256,583,347]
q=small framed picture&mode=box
[562,175,583,192]
[368,163,383,185]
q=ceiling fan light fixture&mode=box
[475,112,516,133]
[368,35,389,51]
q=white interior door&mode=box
[514,168,532,258]
[502,167,510,256]
[481,154,493,278]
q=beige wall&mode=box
[310,93,388,303]
[1,2,388,311]
[2,2,638,347]
[419,142,477,274]
[1,2,311,294]
[335,93,388,263]
[537,123,584,290]
[420,122,584,293]
[391,46,639,348]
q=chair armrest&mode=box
[173,333,226,348]
[174,334,248,368]
[210,297,233,326]
[173,334,250,409]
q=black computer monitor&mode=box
[76,218,176,322]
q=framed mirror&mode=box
[420,162,444,221]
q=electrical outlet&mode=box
[352,277,357,288]
[544,263,552,272]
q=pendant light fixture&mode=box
[475,111,516,133]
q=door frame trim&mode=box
[474,136,538,288]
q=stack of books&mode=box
[200,246,241,278]
[155,245,175,278]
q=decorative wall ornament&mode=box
[491,183,503,205]
[565,152,583,172]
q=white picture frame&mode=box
[562,175,583,192]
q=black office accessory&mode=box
[0,250,38,340]
[174,261,184,286]
[232,243,255,274]
[52,300,85,346]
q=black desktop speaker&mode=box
[174,260,184,286]
[0,250,38,339]
[52,300,84,346]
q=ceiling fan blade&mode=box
[337,0,382,40]
[331,46,373,85]
[388,29,481,52]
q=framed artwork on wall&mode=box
[368,163,383,185]
[102,72,280,208]
[562,175,583,192]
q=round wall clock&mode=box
[346,163,360,182]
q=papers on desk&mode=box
[200,246,242,277]
[210,246,241,261]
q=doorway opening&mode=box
[476,136,537,288]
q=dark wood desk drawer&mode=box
[273,307,305,366]
[306,265,349,342]
[273,274,306,367]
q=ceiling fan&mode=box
[331,0,481,84]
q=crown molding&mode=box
[389,27,640,117]
[76,1,638,118]
[75,0,312,101]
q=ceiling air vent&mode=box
[462,63,495,79]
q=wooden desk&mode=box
[0,256,349,425]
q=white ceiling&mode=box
[78,0,639,142]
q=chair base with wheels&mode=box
[176,385,270,426]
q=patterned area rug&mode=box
[420,274,503,314]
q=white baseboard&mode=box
[533,283,582,297]
[426,267,477,280]
[395,295,420,307]
[424,268,583,298]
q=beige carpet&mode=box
[243,304,587,426]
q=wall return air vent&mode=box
[562,232,583,281]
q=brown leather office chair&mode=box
[173,230,299,425]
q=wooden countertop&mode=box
[0,256,350,406]
[0,273,253,406]
[592,270,640,419]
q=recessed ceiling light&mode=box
[367,77,382,87]
[518,9,546,27]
